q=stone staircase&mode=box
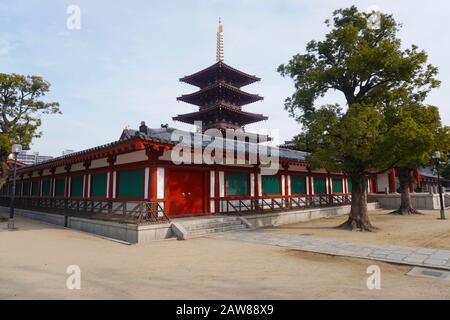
[171,216,250,240]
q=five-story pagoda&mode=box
[173,18,268,141]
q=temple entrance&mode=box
[166,169,206,217]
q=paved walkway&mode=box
[210,231,450,270]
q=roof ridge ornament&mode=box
[216,17,224,62]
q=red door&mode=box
[167,169,205,217]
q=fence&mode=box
[0,196,169,224]
[220,194,354,214]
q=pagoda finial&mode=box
[216,17,224,62]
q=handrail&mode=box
[0,196,169,224]
[219,193,353,214]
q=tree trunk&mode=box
[339,175,375,231]
[391,167,421,215]
[0,160,9,190]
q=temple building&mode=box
[0,20,443,224]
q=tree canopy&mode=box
[278,6,442,230]
[0,73,60,185]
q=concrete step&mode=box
[177,217,240,225]
[182,220,243,231]
[188,224,247,236]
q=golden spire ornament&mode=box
[216,17,224,62]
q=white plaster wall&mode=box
[210,171,215,197]
[144,168,149,199]
[306,176,310,195]
[377,173,389,193]
[112,172,116,198]
[90,158,108,169]
[54,166,65,174]
[250,173,255,196]
[71,162,85,172]
[287,175,291,195]
[115,150,147,165]
[157,167,165,199]
[257,174,262,197]
[287,166,308,172]
[219,171,225,197]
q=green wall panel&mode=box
[71,176,83,197]
[31,181,40,196]
[313,177,326,194]
[347,179,352,192]
[291,176,306,194]
[262,175,281,195]
[55,178,65,197]
[226,172,249,196]
[22,182,30,196]
[15,183,21,195]
[117,170,144,197]
[91,174,107,197]
[332,178,343,193]
[42,179,51,196]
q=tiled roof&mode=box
[16,127,308,173]
[124,127,308,162]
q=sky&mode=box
[1,0,449,157]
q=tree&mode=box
[386,99,449,214]
[278,6,438,230]
[0,73,60,187]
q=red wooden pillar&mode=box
[27,173,32,196]
[64,165,71,198]
[283,164,289,208]
[38,170,43,197]
[253,165,259,210]
[388,169,396,193]
[416,169,421,192]
[327,173,332,194]
[149,167,157,201]
[50,168,56,197]
[82,160,91,198]
[107,154,116,200]
[214,170,220,214]
[409,169,415,193]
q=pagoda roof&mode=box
[176,81,263,107]
[172,104,268,126]
[180,61,261,88]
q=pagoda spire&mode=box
[216,17,224,62]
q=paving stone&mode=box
[415,248,436,255]
[386,253,408,261]
[211,231,450,270]
[424,258,447,266]
[429,252,450,260]
[403,254,428,263]
[403,257,427,264]
[369,252,388,259]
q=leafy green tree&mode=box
[278,6,439,230]
[442,161,450,181]
[0,73,60,187]
[387,99,449,214]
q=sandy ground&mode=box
[262,209,450,250]
[0,212,450,300]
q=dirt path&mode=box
[1,214,449,299]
